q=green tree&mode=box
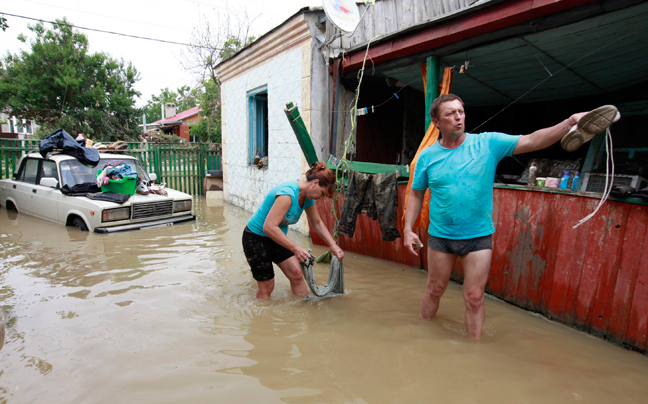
[181,9,256,83]
[0,18,141,142]
[178,13,256,145]
[219,35,256,61]
[190,78,221,142]
[143,85,201,124]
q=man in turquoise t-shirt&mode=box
[403,93,590,339]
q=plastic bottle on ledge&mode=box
[528,161,538,186]
[571,171,580,191]
[559,170,569,189]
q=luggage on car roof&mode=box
[39,128,100,166]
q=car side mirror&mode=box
[40,177,59,188]
[149,173,157,182]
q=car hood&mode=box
[78,188,191,207]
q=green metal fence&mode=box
[127,142,222,195]
[0,139,222,196]
[0,139,40,180]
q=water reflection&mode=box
[1,198,647,403]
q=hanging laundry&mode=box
[356,107,369,116]
[337,170,401,242]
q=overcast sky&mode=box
[1,0,318,107]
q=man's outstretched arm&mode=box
[513,112,586,155]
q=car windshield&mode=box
[59,158,150,187]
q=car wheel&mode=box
[70,217,89,231]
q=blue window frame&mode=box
[247,86,268,164]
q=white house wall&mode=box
[221,45,312,233]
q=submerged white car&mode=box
[0,152,196,233]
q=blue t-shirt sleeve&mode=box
[275,184,313,208]
[487,132,522,159]
[275,184,296,200]
[411,148,432,191]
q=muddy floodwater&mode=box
[1,197,648,404]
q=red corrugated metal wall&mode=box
[310,185,648,352]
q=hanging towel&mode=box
[401,66,453,230]
[337,170,400,242]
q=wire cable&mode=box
[469,24,647,133]
[0,11,217,50]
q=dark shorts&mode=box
[427,234,493,257]
[242,226,294,281]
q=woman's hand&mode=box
[305,205,344,261]
[331,244,344,261]
[292,245,313,265]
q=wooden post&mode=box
[284,101,408,176]
[424,56,440,130]
[285,102,319,167]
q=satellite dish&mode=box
[322,0,361,33]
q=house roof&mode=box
[342,0,648,107]
[151,106,201,125]
[215,6,314,70]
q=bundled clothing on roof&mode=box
[39,128,100,166]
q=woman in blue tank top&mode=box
[242,162,344,299]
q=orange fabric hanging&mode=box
[401,66,453,229]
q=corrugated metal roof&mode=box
[378,1,648,106]
[336,0,496,51]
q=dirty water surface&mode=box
[1,198,647,404]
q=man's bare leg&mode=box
[421,248,456,320]
[459,249,492,338]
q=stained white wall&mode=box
[221,46,312,233]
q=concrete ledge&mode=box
[206,190,224,205]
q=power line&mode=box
[20,0,191,35]
[0,11,219,50]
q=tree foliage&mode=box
[143,85,201,124]
[181,10,256,83]
[174,8,257,144]
[0,18,141,142]
[190,79,221,143]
